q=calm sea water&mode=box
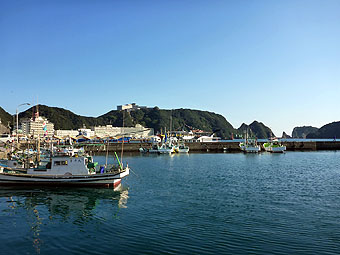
[1,151,340,255]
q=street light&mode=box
[16,103,31,144]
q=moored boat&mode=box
[148,142,174,154]
[0,155,129,189]
[239,132,261,153]
[175,141,189,153]
[239,140,261,153]
[263,139,286,153]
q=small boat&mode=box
[139,147,148,153]
[263,139,286,153]
[239,132,261,153]
[149,142,174,154]
[239,139,261,153]
[0,155,129,189]
[175,141,189,153]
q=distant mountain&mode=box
[18,105,100,130]
[307,121,340,139]
[17,105,236,139]
[0,107,13,128]
[292,126,318,138]
[238,121,275,139]
[281,132,291,139]
[93,107,235,139]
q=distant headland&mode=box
[0,104,339,139]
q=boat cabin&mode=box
[27,156,97,176]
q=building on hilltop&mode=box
[117,103,147,112]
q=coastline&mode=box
[73,140,340,153]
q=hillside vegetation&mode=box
[18,105,236,139]
[0,107,13,127]
[12,104,340,139]
[307,121,340,139]
[238,121,275,139]
[292,126,318,138]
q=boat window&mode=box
[54,161,61,166]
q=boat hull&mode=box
[148,149,172,154]
[270,146,286,153]
[0,168,129,188]
[178,148,189,153]
[240,145,261,153]
[263,145,286,153]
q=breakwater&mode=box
[79,141,340,153]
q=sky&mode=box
[1,0,339,136]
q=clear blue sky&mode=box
[1,0,339,136]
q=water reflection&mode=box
[0,186,129,253]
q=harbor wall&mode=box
[79,141,340,153]
[6,141,340,155]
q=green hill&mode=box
[131,108,235,139]
[18,105,99,130]
[18,105,236,139]
[0,107,13,128]
[238,121,275,139]
[292,126,318,138]
[307,121,340,139]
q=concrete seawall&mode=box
[79,141,340,153]
[4,141,340,157]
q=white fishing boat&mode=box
[263,139,286,153]
[139,147,148,153]
[0,155,129,189]
[148,142,174,154]
[175,141,189,153]
[239,132,261,153]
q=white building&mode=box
[20,116,54,138]
[55,130,79,138]
[117,103,147,111]
[196,135,221,142]
[55,128,95,138]
[93,124,153,138]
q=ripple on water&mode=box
[1,152,340,254]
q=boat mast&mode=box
[105,138,109,168]
[36,103,40,163]
[120,110,124,167]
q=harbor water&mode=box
[1,151,340,254]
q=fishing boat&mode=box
[0,155,129,188]
[263,139,286,153]
[174,141,189,153]
[239,131,261,153]
[139,147,148,153]
[148,142,174,154]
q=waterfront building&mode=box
[55,130,79,138]
[20,116,54,138]
[93,124,153,138]
[78,128,95,138]
[196,135,221,142]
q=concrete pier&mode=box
[79,141,340,153]
[3,141,340,158]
